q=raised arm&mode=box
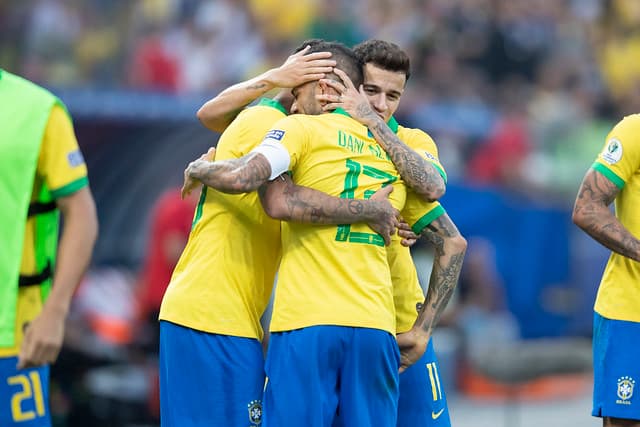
[319,69,445,201]
[197,46,335,133]
[397,213,467,372]
[259,174,400,245]
[572,168,640,261]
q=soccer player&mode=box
[316,39,466,427]
[195,39,465,427]
[573,115,640,427]
[0,69,98,427]
[158,43,399,427]
[184,41,413,427]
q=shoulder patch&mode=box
[602,138,623,164]
[67,149,85,167]
[265,129,285,141]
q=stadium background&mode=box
[4,0,638,426]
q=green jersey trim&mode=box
[257,98,287,115]
[411,204,446,234]
[50,176,88,199]
[592,162,625,189]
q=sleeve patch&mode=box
[67,149,85,167]
[265,129,285,141]
[601,138,623,164]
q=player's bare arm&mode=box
[258,174,400,245]
[573,169,640,262]
[197,46,335,133]
[396,213,466,372]
[318,68,445,202]
[18,186,98,369]
[182,152,272,196]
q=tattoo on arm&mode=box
[260,175,378,224]
[573,169,640,262]
[190,153,271,194]
[368,118,445,201]
[415,214,466,334]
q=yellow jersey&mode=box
[159,99,286,340]
[267,109,407,335]
[592,114,640,322]
[392,121,447,333]
[0,105,88,357]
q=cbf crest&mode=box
[616,376,635,405]
[247,399,262,425]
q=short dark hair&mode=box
[353,39,411,82]
[300,40,363,88]
[294,39,326,53]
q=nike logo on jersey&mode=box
[432,408,445,419]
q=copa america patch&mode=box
[616,376,635,405]
[602,138,623,164]
[265,129,285,141]
[67,149,85,167]
[247,399,262,425]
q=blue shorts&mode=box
[159,321,265,427]
[264,325,399,427]
[593,312,640,420]
[0,357,50,427]
[398,338,451,427]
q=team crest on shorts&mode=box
[247,399,262,425]
[616,376,635,405]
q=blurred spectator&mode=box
[135,187,198,337]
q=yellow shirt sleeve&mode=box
[398,126,447,183]
[37,104,88,198]
[593,114,640,189]
[216,101,288,160]
[401,197,445,234]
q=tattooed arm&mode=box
[182,152,272,196]
[319,68,445,201]
[572,168,640,262]
[197,46,335,132]
[366,116,445,201]
[397,213,467,372]
[259,174,400,245]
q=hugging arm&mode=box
[259,174,400,245]
[197,46,335,132]
[183,152,273,195]
[320,68,445,201]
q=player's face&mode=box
[290,81,323,115]
[362,63,406,123]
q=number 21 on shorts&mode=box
[7,371,46,422]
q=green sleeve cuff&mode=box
[257,98,288,115]
[411,205,446,234]
[432,163,448,184]
[592,162,625,189]
[50,176,88,199]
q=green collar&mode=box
[332,108,399,135]
[257,97,288,115]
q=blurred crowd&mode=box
[4,0,640,197]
